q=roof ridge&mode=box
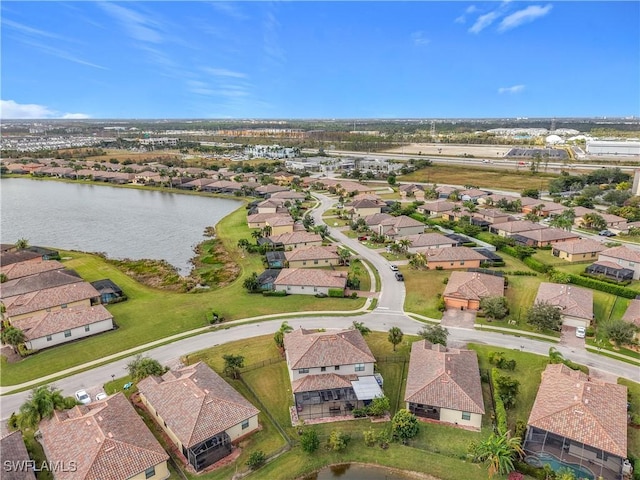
[186,394,207,447]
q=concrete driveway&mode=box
[440,309,477,329]
[560,325,586,349]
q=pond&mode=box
[303,464,421,480]
[0,178,242,273]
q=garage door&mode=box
[562,317,589,328]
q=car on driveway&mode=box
[395,272,404,281]
[75,390,91,405]
[95,392,108,401]
[358,236,368,241]
[390,264,399,271]
[575,326,586,338]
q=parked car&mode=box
[95,392,108,401]
[395,272,404,281]
[598,230,616,237]
[357,236,368,241]
[575,326,586,338]
[75,390,91,405]
[390,264,399,271]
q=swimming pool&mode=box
[525,452,595,480]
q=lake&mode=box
[0,178,242,273]
[304,464,420,480]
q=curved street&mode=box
[1,193,638,419]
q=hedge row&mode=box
[522,256,550,274]
[580,272,632,286]
[491,368,508,435]
[567,273,638,299]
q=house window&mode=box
[335,366,340,371]
[314,260,318,264]
[61,303,68,309]
[46,335,52,342]
[144,466,156,479]
[64,330,72,338]
[85,325,90,332]
[242,419,250,429]
[303,261,307,265]
[314,287,318,292]
[355,363,365,372]
[462,412,471,421]
[321,366,326,372]
[460,261,465,265]
[298,368,309,374]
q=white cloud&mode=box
[455,5,478,23]
[469,11,501,34]
[203,68,247,79]
[466,5,478,14]
[498,84,525,94]
[411,31,430,46]
[0,100,90,119]
[2,18,65,40]
[498,4,553,32]
[210,2,248,21]
[99,2,163,44]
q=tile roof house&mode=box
[1,430,36,480]
[12,304,114,351]
[621,299,640,341]
[473,208,514,225]
[512,227,580,247]
[490,220,546,237]
[39,392,170,480]
[524,364,628,480]
[285,246,341,268]
[0,250,43,266]
[262,232,323,250]
[533,283,594,328]
[0,269,82,299]
[256,198,288,214]
[597,245,640,280]
[274,268,347,295]
[422,247,487,270]
[363,213,394,227]
[551,239,606,262]
[401,233,459,253]
[247,213,292,229]
[345,199,383,218]
[255,184,289,196]
[3,282,101,322]
[0,259,65,281]
[377,215,425,239]
[418,201,457,218]
[443,271,505,311]
[405,341,485,430]
[138,362,259,471]
[284,328,381,421]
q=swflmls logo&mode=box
[3,460,78,472]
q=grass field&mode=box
[619,378,640,458]
[403,268,449,319]
[400,165,558,192]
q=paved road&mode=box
[2,192,638,419]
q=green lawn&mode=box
[619,378,640,458]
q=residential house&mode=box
[363,213,394,229]
[12,304,114,350]
[272,171,297,185]
[533,283,593,328]
[473,209,513,225]
[404,341,484,430]
[524,364,628,480]
[247,213,292,230]
[1,430,36,480]
[255,184,290,196]
[573,209,628,231]
[284,328,381,421]
[265,216,295,235]
[138,362,260,471]
[179,178,217,190]
[521,201,566,217]
[285,246,341,268]
[373,215,425,239]
[422,247,487,270]
[256,198,287,214]
[586,261,635,282]
[477,193,520,206]
[442,271,505,311]
[273,268,347,295]
[399,183,425,201]
[0,250,42,267]
[270,190,306,201]
[435,186,458,199]
[0,269,82,300]
[597,245,640,280]
[552,239,606,262]
[418,201,456,218]
[490,220,546,238]
[39,393,170,480]
[459,188,490,203]
[262,232,323,251]
[401,233,459,253]
[2,282,101,322]
[345,199,382,218]
[512,227,580,247]
[621,299,640,341]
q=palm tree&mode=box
[473,432,524,479]
[398,239,411,254]
[388,326,404,351]
[251,230,263,244]
[1,326,25,353]
[409,252,427,269]
[18,385,67,430]
[273,321,293,350]
[15,238,29,250]
[262,225,272,237]
[338,248,352,266]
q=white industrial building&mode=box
[586,140,640,156]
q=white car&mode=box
[575,327,586,338]
[94,392,108,401]
[75,390,91,405]
[390,264,399,272]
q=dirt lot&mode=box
[383,143,513,158]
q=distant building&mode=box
[586,140,640,156]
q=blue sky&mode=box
[1,1,638,119]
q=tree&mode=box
[391,409,419,441]
[352,320,371,336]
[549,209,575,231]
[127,355,166,381]
[581,213,607,231]
[417,324,449,346]
[387,326,403,351]
[494,373,520,409]
[243,272,260,293]
[300,429,320,453]
[1,326,25,352]
[223,353,245,379]
[368,395,390,417]
[479,297,509,321]
[327,430,351,452]
[387,174,397,186]
[246,450,265,470]
[521,189,539,199]
[274,321,293,350]
[15,238,29,250]
[409,252,427,269]
[338,248,352,266]
[18,385,68,430]
[526,302,562,332]
[251,229,263,243]
[397,238,412,253]
[313,224,329,239]
[472,432,524,479]
[604,319,637,347]
[262,225,272,237]
[237,238,250,250]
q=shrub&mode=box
[246,450,266,470]
[328,288,345,297]
[352,408,368,418]
[523,256,550,274]
[568,273,637,298]
[437,298,446,311]
[363,428,377,447]
[435,265,444,270]
[327,430,351,452]
[580,272,632,286]
[491,369,508,435]
[392,409,419,442]
[300,429,320,454]
[262,290,287,297]
[368,396,390,417]
[350,292,358,299]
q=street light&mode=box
[111,374,115,383]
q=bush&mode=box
[327,430,351,452]
[300,429,320,454]
[568,273,637,298]
[262,290,287,297]
[580,272,632,286]
[437,298,446,311]
[506,270,538,276]
[350,292,358,299]
[368,396,390,417]
[491,369,508,435]
[392,409,420,441]
[522,256,550,274]
[363,427,377,447]
[246,450,266,470]
[352,408,368,418]
[435,266,444,270]
[328,288,345,297]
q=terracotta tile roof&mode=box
[552,239,606,255]
[255,184,289,194]
[0,259,65,280]
[284,328,375,370]
[268,231,322,246]
[404,341,485,414]
[138,362,259,448]
[527,364,627,458]
[599,245,640,263]
[3,282,100,317]
[380,215,424,229]
[495,220,545,234]
[591,260,628,270]
[0,269,82,299]
[401,233,458,248]
[621,299,640,328]
[484,194,520,203]
[351,193,383,202]
[399,183,425,193]
[258,198,286,209]
[519,197,542,207]
[459,188,489,197]
[292,373,355,393]
[39,393,168,480]
[285,246,340,262]
[274,268,347,289]
[346,199,382,209]
[423,247,487,262]
[247,213,292,224]
[534,283,593,320]
[1,430,36,480]
[364,213,394,226]
[443,271,505,301]
[267,216,295,227]
[477,208,512,220]
[270,191,306,200]
[13,305,113,341]
[515,228,580,243]
[421,201,456,213]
